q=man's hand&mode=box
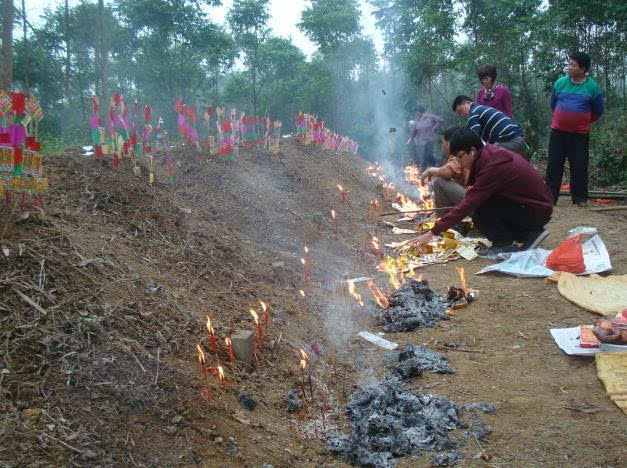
[421,167,438,181]
[407,231,435,247]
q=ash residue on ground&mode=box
[384,344,454,379]
[379,279,449,332]
[326,376,461,467]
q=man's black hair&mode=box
[452,95,472,111]
[477,65,497,81]
[569,51,591,73]
[415,104,426,113]
[442,125,463,142]
[449,128,483,155]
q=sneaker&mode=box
[478,244,520,260]
[520,229,550,251]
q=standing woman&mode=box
[476,65,513,117]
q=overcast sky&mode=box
[24,0,384,58]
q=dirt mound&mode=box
[1,138,626,466]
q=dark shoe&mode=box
[478,244,520,260]
[519,229,550,251]
[575,201,588,207]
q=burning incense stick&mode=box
[259,300,269,332]
[331,209,338,233]
[337,184,348,204]
[196,344,211,401]
[224,337,237,382]
[206,316,220,363]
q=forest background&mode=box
[0,0,625,185]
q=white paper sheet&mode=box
[358,331,398,350]
[549,327,598,356]
[476,234,611,277]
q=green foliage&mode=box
[299,0,362,53]
[589,110,627,187]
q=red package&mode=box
[546,234,585,273]
[579,326,599,348]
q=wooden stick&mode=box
[379,206,455,217]
[590,205,627,212]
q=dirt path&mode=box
[0,140,625,467]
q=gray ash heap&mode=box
[384,344,454,379]
[326,345,493,466]
[326,375,461,467]
[379,279,449,332]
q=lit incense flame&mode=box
[331,209,336,220]
[225,337,231,347]
[301,257,306,265]
[304,245,309,255]
[206,316,215,336]
[217,365,225,381]
[249,308,259,325]
[196,344,206,365]
[300,348,308,361]
[367,280,390,308]
[371,236,381,251]
[299,289,306,298]
[300,359,307,370]
[347,280,364,307]
[259,300,267,312]
[456,267,467,293]
[337,184,343,192]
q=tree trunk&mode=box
[96,0,106,106]
[21,0,27,91]
[0,0,13,91]
[64,0,70,104]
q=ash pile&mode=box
[326,345,493,466]
[326,376,461,467]
[384,344,454,379]
[379,279,449,332]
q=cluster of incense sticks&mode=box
[292,347,331,439]
[195,312,249,400]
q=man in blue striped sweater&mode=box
[452,95,526,157]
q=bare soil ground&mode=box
[0,139,625,467]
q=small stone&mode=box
[238,394,257,411]
[172,415,183,424]
[231,330,255,366]
[163,425,178,435]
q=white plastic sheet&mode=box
[476,234,611,277]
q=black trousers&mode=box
[545,129,589,204]
[472,196,551,247]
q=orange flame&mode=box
[196,344,206,365]
[259,300,267,312]
[395,193,421,212]
[378,261,402,290]
[347,280,364,307]
[367,280,390,308]
[299,289,306,298]
[249,308,259,325]
[404,164,420,184]
[331,209,336,219]
[456,267,467,293]
[300,359,307,370]
[206,316,215,336]
[371,236,381,251]
[218,365,225,380]
[301,257,306,265]
[300,348,308,361]
[337,184,343,192]
[225,337,231,347]
[304,245,309,254]
[418,180,435,210]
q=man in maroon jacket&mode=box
[408,129,553,258]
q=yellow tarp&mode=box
[595,352,627,415]
[549,272,627,316]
